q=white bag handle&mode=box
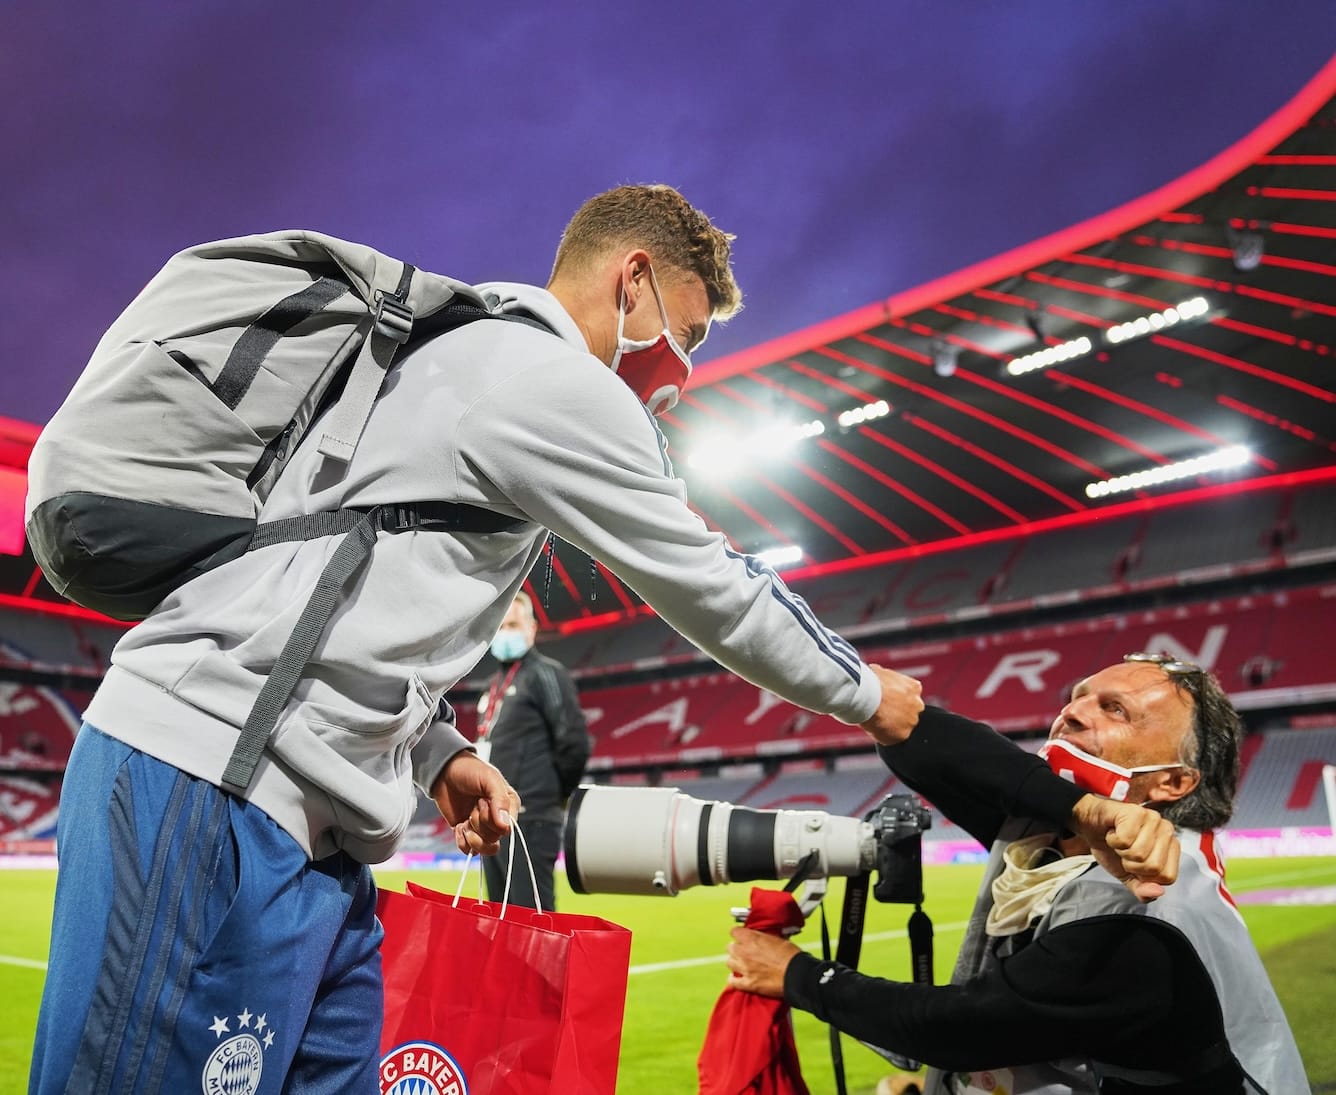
[450,846,485,906]
[450,818,542,919]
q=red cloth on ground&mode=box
[697,887,813,1095]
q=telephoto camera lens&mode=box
[563,784,876,896]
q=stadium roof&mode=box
[536,57,1336,632]
[0,58,1333,633]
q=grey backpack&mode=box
[25,229,551,790]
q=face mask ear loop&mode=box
[646,265,693,372]
[646,265,673,329]
[615,280,630,346]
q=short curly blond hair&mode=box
[551,184,742,321]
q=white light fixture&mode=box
[1226,226,1265,272]
[932,341,961,378]
[1084,445,1251,499]
[1006,336,1093,376]
[755,545,803,567]
[685,399,898,481]
[1106,296,1209,345]
[687,418,824,473]
[1006,297,1212,378]
[836,400,890,429]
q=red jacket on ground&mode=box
[697,887,812,1095]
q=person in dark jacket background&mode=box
[476,591,592,910]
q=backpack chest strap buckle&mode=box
[384,503,419,532]
[373,291,415,345]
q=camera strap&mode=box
[827,871,936,1089]
[784,850,822,894]
[907,905,934,987]
[820,902,849,1095]
[826,870,870,1095]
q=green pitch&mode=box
[3,858,1335,1093]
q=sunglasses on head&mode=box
[1127,648,1202,675]
[1123,651,1204,689]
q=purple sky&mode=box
[5,3,1333,426]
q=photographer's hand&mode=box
[431,750,520,856]
[1069,795,1181,901]
[860,665,924,746]
[726,927,800,998]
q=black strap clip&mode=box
[383,503,420,532]
[373,290,414,345]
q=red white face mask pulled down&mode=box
[611,267,692,417]
[1038,738,1183,802]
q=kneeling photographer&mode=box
[726,658,1306,1095]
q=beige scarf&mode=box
[985,833,1096,937]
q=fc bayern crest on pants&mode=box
[201,1008,273,1095]
[379,1041,469,1095]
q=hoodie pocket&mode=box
[268,674,435,849]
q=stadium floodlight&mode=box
[687,418,824,477]
[684,398,895,480]
[836,400,891,429]
[1105,296,1210,345]
[1084,445,1251,499]
[1006,336,1094,376]
[754,545,803,568]
[1006,297,1211,378]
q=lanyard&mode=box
[479,661,522,739]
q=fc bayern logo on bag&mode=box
[379,1041,469,1095]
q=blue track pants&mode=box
[30,724,384,1094]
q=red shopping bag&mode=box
[376,875,632,1095]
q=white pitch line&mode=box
[8,864,1330,980]
[629,919,971,976]
[1234,864,1336,890]
[0,954,47,971]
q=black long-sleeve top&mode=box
[785,915,1242,1094]
[782,707,1246,1093]
[875,704,1085,847]
[484,648,591,821]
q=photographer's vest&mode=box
[927,826,1307,1095]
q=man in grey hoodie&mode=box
[30,185,1177,1094]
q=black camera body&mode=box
[867,793,933,905]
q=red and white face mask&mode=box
[1038,738,1183,801]
[611,266,692,417]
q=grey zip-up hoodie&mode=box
[85,284,881,863]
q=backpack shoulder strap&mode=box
[199,230,560,467]
[222,501,525,793]
[193,230,495,467]
[222,508,382,792]
[314,260,418,463]
[311,268,560,465]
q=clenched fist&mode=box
[861,665,924,746]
